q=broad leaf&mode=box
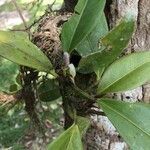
[0,58,21,93]
[0,31,53,73]
[77,13,108,56]
[76,116,90,136]
[48,124,83,150]
[61,0,106,52]
[98,99,150,150]
[98,51,150,94]
[38,79,61,102]
[78,17,135,73]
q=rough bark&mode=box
[85,0,150,149]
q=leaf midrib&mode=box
[100,61,150,93]
[101,101,150,137]
[69,0,88,50]
[0,41,51,70]
[66,125,77,150]
[87,35,95,52]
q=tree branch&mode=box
[12,0,28,28]
[11,0,31,36]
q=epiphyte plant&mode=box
[0,0,150,149]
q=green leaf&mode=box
[0,31,53,73]
[78,17,135,73]
[61,0,106,52]
[38,79,61,102]
[48,124,83,150]
[76,116,90,137]
[0,58,21,93]
[77,13,108,56]
[98,51,150,94]
[98,99,150,150]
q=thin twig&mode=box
[28,0,57,29]
[11,0,28,28]
[47,0,56,12]
[11,0,31,36]
[10,13,45,32]
[28,13,46,29]
[9,28,28,32]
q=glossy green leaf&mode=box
[48,124,83,150]
[78,17,135,73]
[0,58,21,93]
[98,51,150,94]
[76,116,90,137]
[98,99,150,150]
[0,31,52,73]
[77,13,108,56]
[61,0,106,52]
[38,79,61,102]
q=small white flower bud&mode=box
[63,52,70,67]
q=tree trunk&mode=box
[85,0,150,149]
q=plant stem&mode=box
[73,85,96,102]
